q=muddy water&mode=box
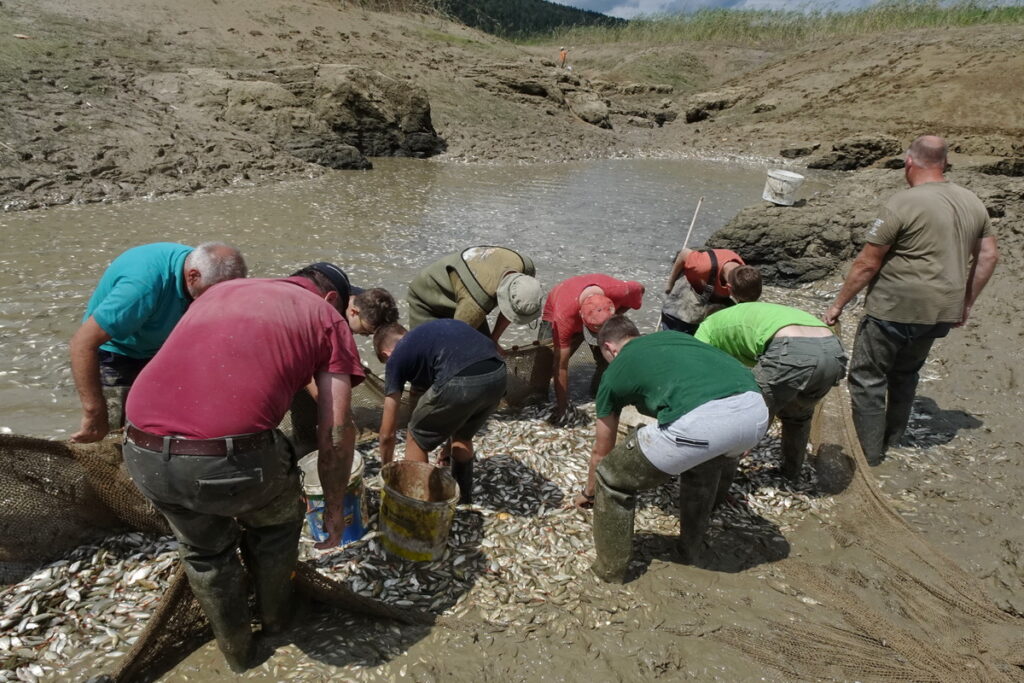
[0,157,788,438]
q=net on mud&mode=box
[3,339,1020,681]
[715,384,1024,681]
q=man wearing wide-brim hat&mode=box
[406,246,543,347]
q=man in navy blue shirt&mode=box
[373,319,507,503]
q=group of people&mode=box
[68,135,997,669]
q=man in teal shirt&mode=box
[696,302,847,480]
[576,315,768,583]
[70,241,246,442]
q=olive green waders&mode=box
[592,430,733,582]
[124,432,305,672]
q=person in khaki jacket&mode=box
[406,246,542,347]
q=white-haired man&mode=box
[70,241,246,442]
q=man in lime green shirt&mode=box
[576,316,768,583]
[696,302,847,480]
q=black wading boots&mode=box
[452,459,474,504]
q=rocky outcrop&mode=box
[707,168,1024,286]
[565,91,612,129]
[152,65,445,170]
[806,134,902,171]
[684,87,744,123]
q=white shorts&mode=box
[636,391,769,475]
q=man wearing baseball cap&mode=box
[406,246,542,348]
[286,262,399,455]
[540,273,645,423]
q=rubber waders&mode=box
[452,459,474,505]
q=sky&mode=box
[552,0,888,19]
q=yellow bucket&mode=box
[379,462,459,562]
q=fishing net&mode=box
[4,336,1019,681]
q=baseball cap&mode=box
[496,273,542,325]
[296,262,352,310]
[580,294,615,346]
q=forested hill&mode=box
[437,0,625,38]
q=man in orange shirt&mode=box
[661,247,762,335]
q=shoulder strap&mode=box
[451,247,497,311]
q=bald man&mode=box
[824,135,999,465]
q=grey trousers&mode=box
[753,335,847,477]
[592,430,734,582]
[123,432,304,665]
[848,316,941,464]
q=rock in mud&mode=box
[565,91,612,129]
[806,133,902,170]
[684,87,744,123]
[780,143,820,159]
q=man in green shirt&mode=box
[696,302,847,480]
[576,316,768,583]
[406,246,542,347]
[825,135,999,464]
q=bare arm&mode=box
[958,236,999,327]
[665,248,694,293]
[551,343,572,419]
[69,316,113,443]
[574,413,619,508]
[314,371,355,549]
[490,313,512,350]
[823,243,890,326]
[378,393,402,466]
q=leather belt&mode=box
[126,425,274,457]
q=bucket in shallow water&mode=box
[762,169,805,206]
[379,462,459,562]
[298,450,365,546]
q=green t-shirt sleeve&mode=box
[866,205,900,246]
[594,365,621,419]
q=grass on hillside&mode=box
[527,0,1024,47]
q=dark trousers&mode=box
[98,351,150,431]
[848,316,949,463]
[123,432,304,665]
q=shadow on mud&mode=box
[903,395,983,448]
[632,505,790,577]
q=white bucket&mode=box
[298,450,365,546]
[762,169,805,206]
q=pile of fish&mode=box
[0,535,177,682]
[2,403,834,681]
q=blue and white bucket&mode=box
[298,450,366,546]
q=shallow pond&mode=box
[0,156,813,437]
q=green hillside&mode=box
[437,0,625,38]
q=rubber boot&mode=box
[852,410,887,466]
[186,555,253,673]
[713,456,739,508]
[678,457,724,565]
[592,431,671,583]
[241,519,302,636]
[884,393,915,451]
[452,459,474,505]
[780,420,812,482]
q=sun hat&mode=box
[580,294,615,346]
[496,273,542,325]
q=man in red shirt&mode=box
[540,274,644,423]
[661,248,762,334]
[123,264,364,672]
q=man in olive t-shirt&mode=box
[824,135,999,464]
[574,316,768,583]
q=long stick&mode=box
[681,196,704,252]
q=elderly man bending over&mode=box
[70,241,246,442]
